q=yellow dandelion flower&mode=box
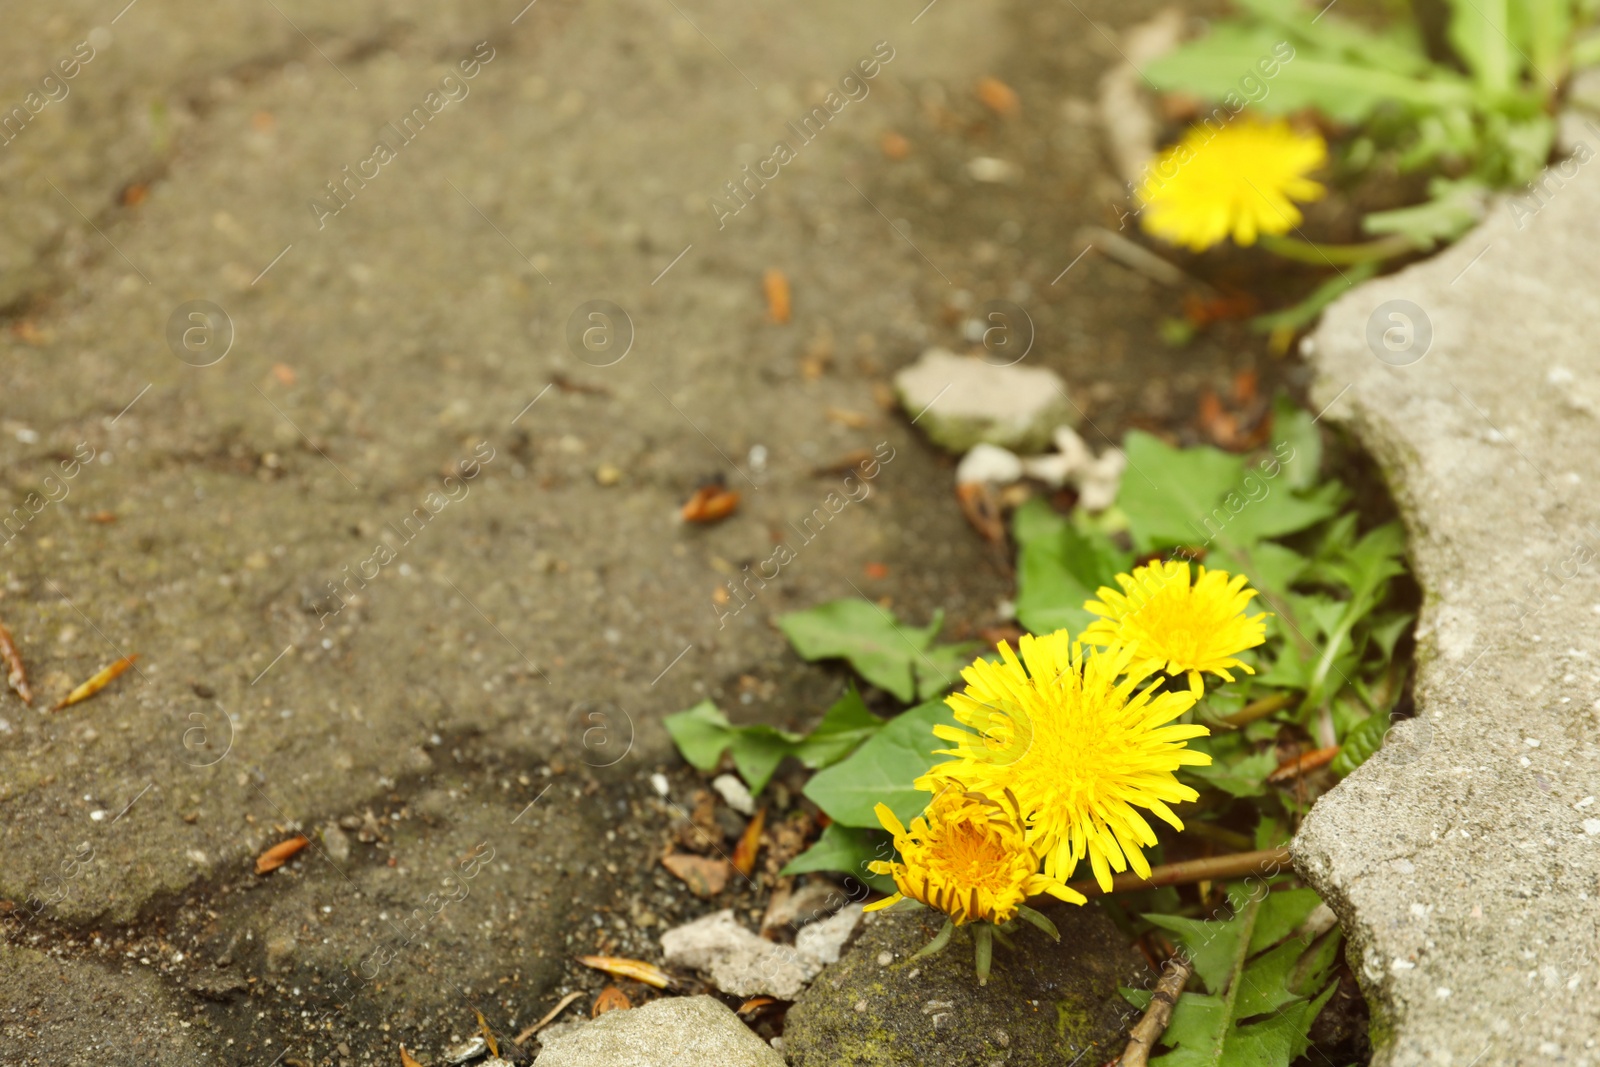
[865,788,1084,926]
[1136,117,1327,252]
[918,633,1210,892]
[1081,559,1267,697]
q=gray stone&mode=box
[1295,142,1600,1066]
[711,773,755,816]
[659,909,815,999]
[532,996,783,1067]
[783,903,1147,1067]
[955,443,1024,485]
[894,348,1074,454]
[442,1035,488,1063]
[319,822,351,865]
[761,877,850,936]
[792,902,865,967]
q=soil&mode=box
[0,0,1398,1062]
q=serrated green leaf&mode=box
[915,641,978,700]
[779,823,896,892]
[730,726,799,794]
[1145,26,1475,123]
[1012,498,1132,635]
[1234,940,1315,1019]
[802,699,957,827]
[1143,984,1335,1067]
[665,688,885,794]
[1244,887,1324,955]
[1269,393,1321,492]
[1185,734,1279,798]
[1216,480,1340,548]
[1237,541,1310,601]
[1331,711,1392,776]
[1227,0,1434,75]
[663,700,741,771]
[779,600,927,702]
[1291,928,1343,997]
[1364,178,1491,245]
[1447,0,1515,92]
[791,685,884,769]
[1510,0,1573,78]
[1131,887,1336,1067]
[1144,913,1245,996]
[1119,432,1245,552]
[1255,813,1288,851]
[779,599,973,703]
[1365,611,1416,664]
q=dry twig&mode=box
[1118,954,1194,1067]
[1267,745,1341,783]
[513,990,585,1044]
[1069,847,1293,898]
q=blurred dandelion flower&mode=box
[1082,559,1267,697]
[1137,117,1327,251]
[919,632,1209,892]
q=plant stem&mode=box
[1068,847,1293,898]
[972,922,994,986]
[1258,232,1420,265]
[1218,691,1295,728]
[1117,954,1194,1067]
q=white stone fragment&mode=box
[661,910,814,999]
[955,443,1023,486]
[793,904,864,969]
[894,348,1073,454]
[712,773,755,815]
[965,157,1019,183]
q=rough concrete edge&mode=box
[1285,227,1485,1064]
[1286,391,1415,1062]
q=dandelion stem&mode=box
[1259,232,1420,265]
[1217,691,1295,728]
[972,922,994,985]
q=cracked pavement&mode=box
[0,0,1274,1063]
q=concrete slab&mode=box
[0,0,1258,1059]
[1295,135,1600,1065]
[0,0,1026,1059]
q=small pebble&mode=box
[876,951,893,966]
[712,773,755,815]
[443,1035,487,1063]
[595,464,622,487]
[955,443,1022,486]
[966,156,1019,183]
